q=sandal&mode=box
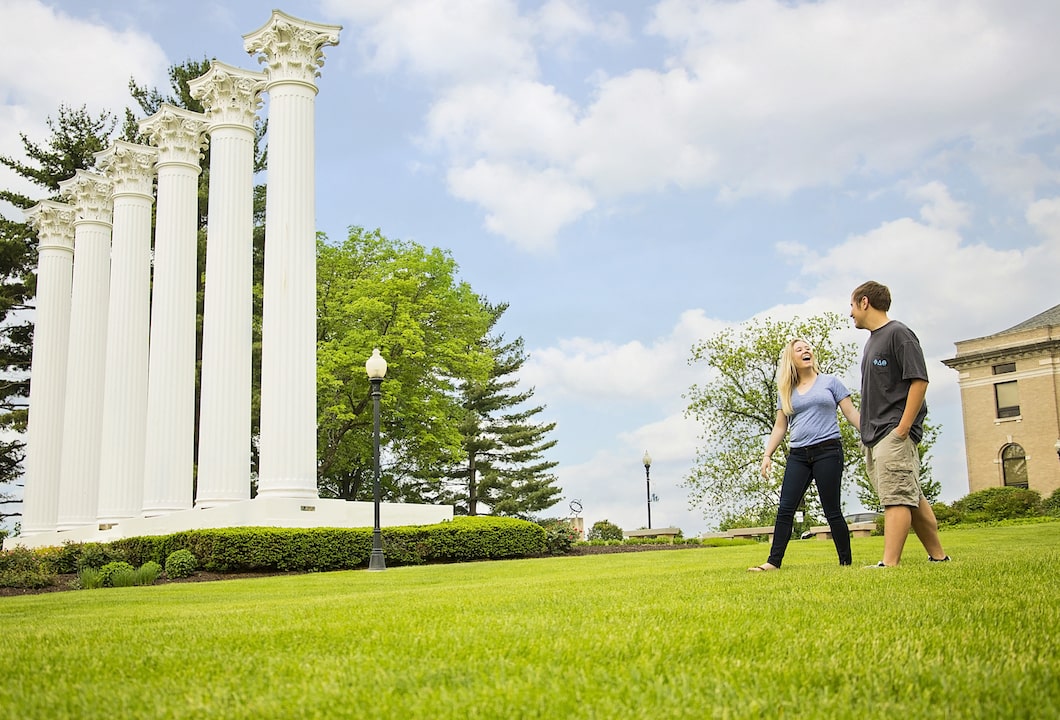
[747,563,778,572]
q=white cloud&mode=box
[0,0,168,196]
[447,160,594,250]
[327,0,1060,249]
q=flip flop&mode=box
[747,563,778,572]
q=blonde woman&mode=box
[748,339,860,571]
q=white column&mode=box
[139,105,208,517]
[55,171,113,530]
[245,11,341,499]
[20,201,75,535]
[95,141,157,526]
[189,62,265,508]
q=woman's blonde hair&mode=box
[776,338,820,416]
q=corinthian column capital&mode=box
[243,10,341,87]
[189,61,266,129]
[58,170,114,226]
[94,141,158,197]
[25,200,75,252]
[139,104,209,168]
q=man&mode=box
[849,281,949,567]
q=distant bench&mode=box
[625,527,682,542]
[806,521,876,540]
[703,521,876,543]
[724,526,776,543]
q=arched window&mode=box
[1001,444,1028,489]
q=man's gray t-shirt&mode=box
[860,320,929,447]
[779,374,850,448]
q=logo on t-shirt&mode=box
[872,358,888,367]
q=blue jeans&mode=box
[767,439,851,567]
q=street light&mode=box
[643,450,652,529]
[365,348,388,572]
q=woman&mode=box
[748,338,860,571]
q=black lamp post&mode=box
[642,450,652,529]
[365,348,388,572]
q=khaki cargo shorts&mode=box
[864,431,924,507]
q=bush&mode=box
[165,549,198,578]
[1043,487,1060,517]
[587,519,624,541]
[109,567,137,587]
[0,546,55,589]
[952,487,1042,522]
[77,567,104,589]
[537,519,580,554]
[136,561,162,586]
[932,502,960,526]
[99,561,136,587]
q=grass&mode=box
[2,523,1058,719]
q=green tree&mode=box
[0,105,119,525]
[683,313,865,528]
[587,519,623,541]
[316,227,493,503]
[437,303,561,517]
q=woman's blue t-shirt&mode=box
[778,374,850,448]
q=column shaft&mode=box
[20,202,75,535]
[56,172,113,530]
[245,11,340,499]
[140,106,207,516]
[95,141,157,525]
[189,62,264,507]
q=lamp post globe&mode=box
[365,348,388,571]
[642,450,652,530]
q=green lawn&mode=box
[3,522,1058,719]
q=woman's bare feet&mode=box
[747,563,778,572]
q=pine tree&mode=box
[443,303,561,517]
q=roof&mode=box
[989,303,1060,337]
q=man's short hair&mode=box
[852,281,891,311]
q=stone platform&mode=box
[5,497,453,549]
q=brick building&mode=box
[942,304,1060,496]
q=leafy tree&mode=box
[0,105,119,526]
[316,227,493,502]
[587,519,623,541]
[684,313,862,528]
[436,303,561,517]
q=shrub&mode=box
[0,546,55,589]
[78,567,104,589]
[932,502,960,526]
[537,519,579,554]
[1043,487,1060,517]
[587,519,624,541]
[136,561,162,586]
[99,561,136,587]
[109,568,137,587]
[953,487,1042,522]
[165,549,198,578]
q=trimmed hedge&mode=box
[38,516,547,576]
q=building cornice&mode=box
[942,339,1060,370]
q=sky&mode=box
[2,0,1059,536]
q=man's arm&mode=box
[894,379,927,439]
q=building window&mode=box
[995,380,1020,418]
[992,362,1016,375]
[1001,444,1028,488]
